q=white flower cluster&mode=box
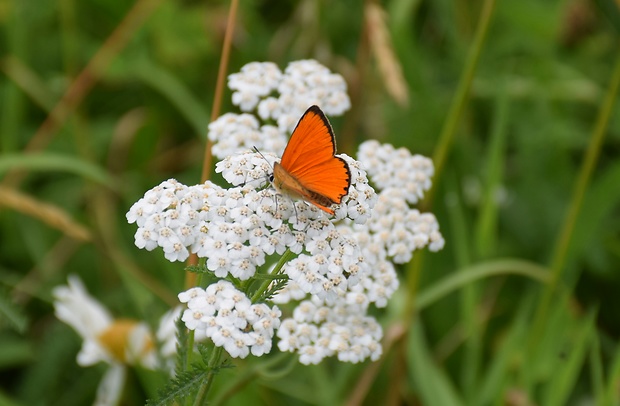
[228,62,282,111]
[331,155,377,225]
[277,297,382,365]
[208,113,286,162]
[127,59,445,365]
[128,153,376,300]
[265,154,430,364]
[179,281,281,358]
[358,140,434,204]
[215,152,376,226]
[210,60,351,159]
[356,139,445,264]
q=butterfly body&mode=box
[272,106,351,215]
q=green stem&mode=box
[529,47,620,348]
[184,271,205,374]
[422,0,497,210]
[405,0,497,321]
[193,346,224,406]
[250,249,294,302]
[211,352,292,405]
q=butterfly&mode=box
[270,105,351,215]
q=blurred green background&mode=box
[1,0,620,404]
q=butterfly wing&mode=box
[279,106,351,205]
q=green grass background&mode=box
[1,0,620,404]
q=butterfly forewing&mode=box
[279,106,336,171]
[276,105,351,213]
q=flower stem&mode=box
[185,0,238,291]
[193,346,224,406]
[211,352,291,405]
[529,47,620,349]
[184,271,205,371]
[250,249,294,302]
[201,0,238,183]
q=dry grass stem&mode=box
[0,186,91,242]
[365,2,410,107]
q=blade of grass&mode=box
[184,0,239,291]
[474,296,533,405]
[0,186,92,242]
[407,321,464,406]
[415,259,550,311]
[2,56,57,113]
[605,340,620,404]
[543,309,596,406]
[423,0,497,208]
[475,90,510,258]
[529,45,620,355]
[0,0,29,154]
[0,152,115,188]
[405,0,497,322]
[589,328,606,406]
[571,160,620,261]
[132,60,210,136]
[445,174,480,400]
[1,0,164,187]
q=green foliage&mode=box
[253,274,290,303]
[148,343,231,406]
[1,0,619,404]
[146,366,211,406]
[174,315,189,376]
[0,288,28,334]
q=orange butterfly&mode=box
[271,105,351,215]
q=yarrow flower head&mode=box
[210,60,351,160]
[179,281,281,358]
[127,60,444,366]
[358,140,435,205]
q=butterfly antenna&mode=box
[253,146,274,170]
[252,146,276,186]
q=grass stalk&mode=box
[422,0,496,210]
[185,0,238,291]
[529,48,620,349]
[200,0,239,183]
[404,0,497,320]
[13,0,163,158]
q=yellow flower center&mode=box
[97,319,154,364]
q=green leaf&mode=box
[0,390,26,406]
[605,341,620,404]
[474,298,533,405]
[0,334,33,369]
[407,321,464,406]
[543,310,596,406]
[146,367,210,406]
[0,288,28,333]
[415,259,551,311]
[175,316,189,377]
[0,153,115,188]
